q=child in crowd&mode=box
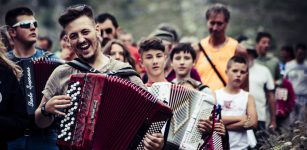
[215,56,258,150]
[139,39,226,149]
[170,42,228,149]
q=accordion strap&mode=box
[67,58,140,78]
[67,58,101,73]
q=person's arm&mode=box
[224,95,258,131]
[267,91,277,129]
[35,95,71,128]
[0,74,28,141]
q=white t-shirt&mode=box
[285,60,307,96]
[249,63,275,121]
[216,89,249,150]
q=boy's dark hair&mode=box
[226,56,247,69]
[170,43,196,62]
[281,45,295,59]
[206,3,230,23]
[256,32,272,43]
[95,13,118,28]
[58,4,94,28]
[5,7,34,27]
[295,43,306,52]
[138,37,165,56]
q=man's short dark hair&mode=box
[5,7,34,27]
[256,32,272,43]
[58,4,94,28]
[206,3,230,22]
[138,37,165,56]
[227,56,247,69]
[95,13,118,28]
[170,43,196,62]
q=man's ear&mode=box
[95,24,102,41]
[116,27,122,35]
[7,27,16,39]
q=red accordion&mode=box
[57,73,172,150]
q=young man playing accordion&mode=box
[34,5,164,150]
[139,38,227,149]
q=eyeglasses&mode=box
[100,28,113,36]
[12,20,38,29]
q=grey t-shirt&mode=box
[42,57,146,100]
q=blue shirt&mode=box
[6,48,57,62]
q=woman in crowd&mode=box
[103,39,136,70]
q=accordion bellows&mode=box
[18,57,63,115]
[57,73,172,150]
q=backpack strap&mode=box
[197,83,209,91]
[198,43,226,87]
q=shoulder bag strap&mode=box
[198,43,226,86]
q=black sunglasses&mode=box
[12,20,38,29]
[100,28,113,36]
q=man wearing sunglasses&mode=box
[95,13,120,47]
[5,7,58,150]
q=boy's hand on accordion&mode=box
[144,133,164,150]
[46,95,71,116]
[214,120,226,136]
[197,119,212,134]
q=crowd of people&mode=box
[0,3,306,150]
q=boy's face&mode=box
[65,16,99,62]
[141,49,166,77]
[171,51,194,78]
[226,62,248,88]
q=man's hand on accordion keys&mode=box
[45,95,72,116]
[143,133,164,150]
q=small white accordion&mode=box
[148,82,215,149]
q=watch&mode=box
[41,102,53,117]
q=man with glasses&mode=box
[5,7,58,150]
[195,3,246,91]
[95,13,120,47]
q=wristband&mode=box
[41,102,53,117]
